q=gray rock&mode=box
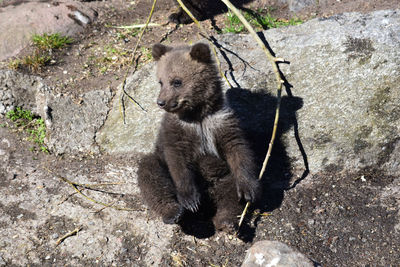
[39,88,113,155]
[0,70,44,115]
[0,0,97,61]
[0,70,112,155]
[241,240,314,267]
[98,9,400,177]
[96,63,163,154]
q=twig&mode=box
[218,0,284,229]
[56,227,82,246]
[92,200,117,214]
[175,0,232,88]
[119,0,157,123]
[43,166,136,211]
[106,23,161,29]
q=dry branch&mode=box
[119,0,157,123]
[218,0,284,228]
[56,227,82,246]
[43,166,136,212]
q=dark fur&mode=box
[168,0,254,25]
[137,43,260,232]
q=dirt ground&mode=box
[1,0,399,266]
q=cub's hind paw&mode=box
[162,203,184,224]
[214,217,238,235]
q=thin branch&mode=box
[218,0,284,229]
[106,23,161,29]
[119,0,157,123]
[43,166,136,212]
[56,227,82,246]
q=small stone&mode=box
[242,240,314,267]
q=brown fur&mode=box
[137,43,260,232]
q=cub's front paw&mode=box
[236,177,260,203]
[177,186,201,213]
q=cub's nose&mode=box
[157,99,166,108]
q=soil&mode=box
[1,0,399,266]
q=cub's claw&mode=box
[177,190,201,212]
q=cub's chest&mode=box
[179,108,233,157]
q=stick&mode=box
[119,0,157,123]
[43,166,136,211]
[56,227,82,246]
[106,23,161,29]
[218,0,284,228]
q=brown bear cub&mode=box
[137,42,260,232]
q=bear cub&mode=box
[137,42,260,232]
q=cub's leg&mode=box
[211,175,243,233]
[198,156,242,233]
[137,154,184,224]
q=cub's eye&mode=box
[158,80,163,86]
[171,79,182,88]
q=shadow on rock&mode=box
[227,87,304,209]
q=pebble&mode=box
[242,240,314,267]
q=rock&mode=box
[96,63,163,154]
[97,9,400,177]
[241,240,314,267]
[0,69,112,155]
[39,88,113,155]
[0,70,44,116]
[0,0,98,61]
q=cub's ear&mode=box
[152,44,172,61]
[189,43,211,63]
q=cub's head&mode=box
[152,42,222,121]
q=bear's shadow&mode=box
[178,87,304,240]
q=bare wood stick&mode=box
[119,0,157,123]
[92,200,117,214]
[218,0,284,228]
[56,227,82,246]
[106,23,161,29]
[43,166,136,211]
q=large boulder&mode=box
[97,9,400,177]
